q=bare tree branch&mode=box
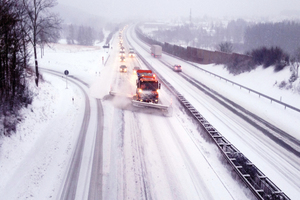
[22,0,62,87]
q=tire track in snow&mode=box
[41,69,101,199]
[129,112,153,199]
[104,106,134,200]
[146,114,236,199]
[88,99,104,200]
[128,27,300,197]
[57,76,91,200]
[140,114,187,200]
[170,112,237,199]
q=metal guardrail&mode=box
[128,27,291,200]
[135,27,300,114]
[138,51,290,200]
[186,62,300,113]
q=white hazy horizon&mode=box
[57,0,300,20]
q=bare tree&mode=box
[22,0,62,87]
[218,42,233,53]
[67,24,75,45]
[1,0,33,135]
[290,47,300,80]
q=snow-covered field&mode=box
[0,42,109,199]
[0,26,299,199]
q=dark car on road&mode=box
[133,66,140,74]
[120,65,127,73]
[120,56,126,62]
[173,64,182,72]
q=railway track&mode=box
[125,26,291,200]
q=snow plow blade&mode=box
[131,100,169,110]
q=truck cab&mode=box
[135,70,161,103]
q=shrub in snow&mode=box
[225,56,256,75]
[296,82,300,94]
[250,46,289,71]
[218,42,233,53]
[289,73,298,83]
[274,61,288,72]
[278,80,287,89]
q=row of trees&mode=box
[149,19,248,52]
[139,21,300,79]
[1,0,30,134]
[66,24,104,46]
[144,19,300,78]
[1,0,61,135]
[149,19,300,56]
[244,21,300,55]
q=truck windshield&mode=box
[140,82,158,90]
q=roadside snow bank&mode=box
[199,64,300,107]
[0,73,84,199]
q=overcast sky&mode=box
[57,0,300,20]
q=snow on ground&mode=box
[127,26,300,199]
[200,63,300,107]
[0,41,109,199]
[0,29,300,199]
[0,73,84,199]
[191,63,300,140]
[100,36,252,199]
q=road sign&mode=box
[64,70,69,89]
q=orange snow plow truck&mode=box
[109,69,170,112]
[135,70,160,103]
[131,69,170,111]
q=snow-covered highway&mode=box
[126,25,300,199]
[100,32,250,199]
[1,24,299,200]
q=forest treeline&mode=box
[143,20,300,77]
[244,21,300,55]
[0,0,61,136]
[148,19,300,55]
[61,22,121,46]
[64,24,105,46]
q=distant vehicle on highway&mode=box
[150,45,162,58]
[120,56,126,62]
[133,66,140,74]
[119,50,125,56]
[119,65,127,73]
[129,49,135,57]
[173,64,182,72]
